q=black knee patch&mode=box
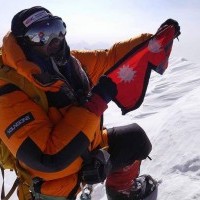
[107,123,152,170]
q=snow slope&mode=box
[91,57,200,200]
[2,57,200,200]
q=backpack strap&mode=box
[0,65,48,112]
[1,165,19,200]
[0,141,19,200]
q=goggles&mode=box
[23,17,66,46]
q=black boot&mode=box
[106,175,158,200]
[130,175,158,200]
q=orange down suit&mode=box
[0,32,152,197]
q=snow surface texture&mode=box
[1,57,200,200]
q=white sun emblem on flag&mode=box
[148,38,162,53]
[118,65,136,83]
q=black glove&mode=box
[158,18,181,38]
[92,75,117,103]
[80,149,112,184]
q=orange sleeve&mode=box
[71,33,153,85]
[0,87,100,179]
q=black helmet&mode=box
[11,6,69,64]
[11,6,53,37]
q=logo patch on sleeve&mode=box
[5,112,34,138]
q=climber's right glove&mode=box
[80,149,112,184]
[84,76,117,116]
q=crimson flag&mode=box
[105,19,180,115]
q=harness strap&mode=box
[0,166,5,200]
[1,166,19,200]
[0,84,20,96]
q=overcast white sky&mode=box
[0,0,199,62]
